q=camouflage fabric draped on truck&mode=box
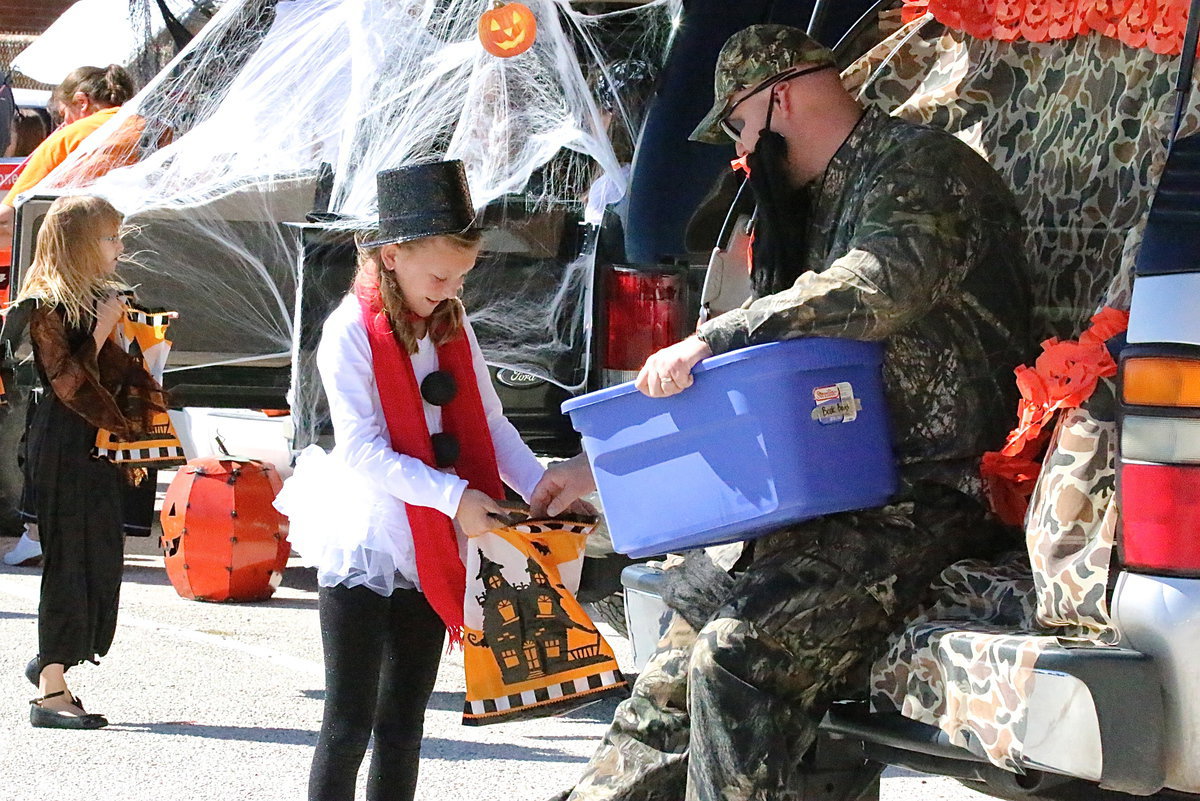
[854,16,1200,773]
[852,17,1178,342]
[870,374,1122,771]
[1024,380,1121,640]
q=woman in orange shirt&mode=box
[0,65,135,242]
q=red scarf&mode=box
[357,290,503,647]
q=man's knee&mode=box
[688,617,755,689]
[688,614,845,712]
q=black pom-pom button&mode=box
[421,370,458,406]
[431,432,460,468]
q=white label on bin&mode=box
[813,385,842,403]
[812,381,861,424]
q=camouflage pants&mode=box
[563,486,999,801]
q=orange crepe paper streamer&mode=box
[901,0,1195,54]
[981,308,1127,522]
[981,445,1046,526]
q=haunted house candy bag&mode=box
[462,513,628,725]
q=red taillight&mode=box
[1119,351,1200,575]
[1119,462,1200,574]
[604,267,683,371]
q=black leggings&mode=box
[309,583,446,801]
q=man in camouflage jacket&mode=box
[535,23,1032,801]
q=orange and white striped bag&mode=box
[92,303,186,467]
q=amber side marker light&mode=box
[1122,357,1200,407]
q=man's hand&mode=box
[455,488,506,538]
[530,454,596,518]
[635,336,713,398]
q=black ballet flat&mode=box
[29,691,108,730]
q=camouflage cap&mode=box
[690,24,836,145]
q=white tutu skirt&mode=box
[274,445,420,596]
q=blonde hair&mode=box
[14,195,126,328]
[353,230,481,354]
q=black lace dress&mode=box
[26,303,167,669]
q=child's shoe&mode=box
[2,533,41,567]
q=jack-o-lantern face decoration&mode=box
[479,1,537,58]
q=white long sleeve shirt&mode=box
[280,294,545,593]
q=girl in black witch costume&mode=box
[275,161,546,801]
[13,194,170,729]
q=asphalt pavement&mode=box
[0,534,991,801]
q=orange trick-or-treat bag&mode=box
[462,514,628,725]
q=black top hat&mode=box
[363,160,478,247]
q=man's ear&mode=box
[773,82,797,120]
[72,91,90,111]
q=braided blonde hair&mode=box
[353,230,480,354]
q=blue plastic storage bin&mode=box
[561,338,897,557]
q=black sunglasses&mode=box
[718,63,835,141]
